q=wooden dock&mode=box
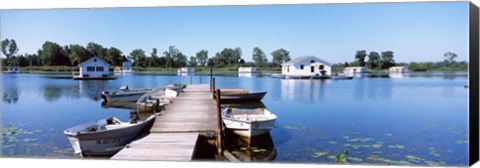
[111,84,218,161]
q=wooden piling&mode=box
[212,77,216,99]
[215,89,223,156]
[210,65,213,91]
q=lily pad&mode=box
[388,144,404,149]
[347,138,374,142]
[328,141,337,144]
[424,160,446,166]
[405,155,423,163]
[312,152,329,158]
[455,140,469,144]
[282,125,299,130]
[384,133,393,136]
[343,136,350,139]
[348,157,363,162]
[372,144,382,148]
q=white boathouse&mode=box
[281,56,332,77]
[114,61,134,73]
[344,67,369,73]
[238,67,256,73]
[74,57,115,80]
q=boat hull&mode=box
[101,91,147,102]
[220,92,266,102]
[64,116,156,156]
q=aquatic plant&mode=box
[384,133,393,136]
[328,141,337,144]
[312,151,329,158]
[387,144,404,149]
[405,155,424,163]
[424,160,446,166]
[347,138,374,142]
[454,140,469,144]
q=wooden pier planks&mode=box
[111,84,217,161]
[111,133,199,161]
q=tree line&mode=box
[332,50,467,72]
[1,39,292,68]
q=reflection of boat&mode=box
[332,75,353,80]
[221,101,266,109]
[101,100,137,110]
[219,89,266,102]
[224,132,276,162]
[136,89,177,113]
[222,108,277,138]
[101,90,149,102]
[63,113,157,156]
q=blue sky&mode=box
[0,1,470,63]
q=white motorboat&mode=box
[101,90,149,102]
[222,108,277,138]
[63,113,156,156]
[136,89,178,113]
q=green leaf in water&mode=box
[384,133,393,136]
[387,144,404,149]
[240,147,247,151]
[347,138,374,142]
[328,141,337,144]
[405,155,424,163]
[252,148,266,153]
[454,140,468,144]
[11,130,17,135]
[372,144,382,148]
[327,155,336,160]
[424,160,446,166]
[424,122,435,127]
[336,154,347,164]
[343,136,350,139]
[347,157,363,162]
[312,152,329,158]
[282,125,299,130]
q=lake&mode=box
[1,72,469,166]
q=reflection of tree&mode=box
[78,80,109,101]
[2,87,20,104]
[43,85,62,102]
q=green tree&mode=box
[444,52,457,66]
[148,48,160,67]
[355,50,367,66]
[68,44,89,66]
[162,46,187,68]
[86,42,107,59]
[188,56,198,67]
[1,39,19,66]
[271,48,290,67]
[129,49,147,67]
[366,51,380,69]
[107,47,124,66]
[213,47,242,66]
[195,50,208,67]
[252,47,268,67]
[39,41,69,66]
[380,51,395,69]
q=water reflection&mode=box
[2,86,20,104]
[238,73,253,77]
[389,73,406,79]
[101,100,137,110]
[224,132,276,162]
[280,79,329,102]
[78,80,109,101]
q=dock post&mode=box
[212,77,216,99]
[215,89,223,156]
[210,65,213,91]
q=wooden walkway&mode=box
[111,84,218,161]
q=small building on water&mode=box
[177,67,196,73]
[238,67,256,73]
[389,66,407,73]
[344,67,369,74]
[6,66,20,73]
[281,56,332,78]
[74,57,116,80]
[114,61,134,73]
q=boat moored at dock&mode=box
[222,107,277,138]
[63,113,157,156]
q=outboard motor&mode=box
[130,111,139,124]
[101,91,109,101]
[120,85,129,91]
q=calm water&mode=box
[1,72,469,166]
